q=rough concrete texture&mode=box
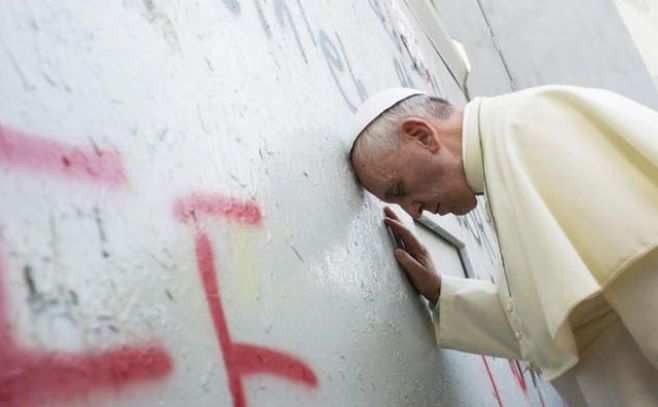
[0,0,653,406]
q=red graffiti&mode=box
[481,356,504,407]
[174,194,262,225]
[0,126,171,406]
[0,237,172,407]
[177,194,317,407]
[508,360,527,393]
[0,124,126,187]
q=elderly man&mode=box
[349,86,658,406]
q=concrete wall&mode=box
[436,0,658,107]
[1,0,653,406]
[613,0,658,89]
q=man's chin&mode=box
[453,204,476,216]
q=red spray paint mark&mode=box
[0,133,170,405]
[0,124,126,187]
[481,356,504,407]
[508,360,527,393]
[178,194,317,407]
[174,194,262,225]
[0,237,172,407]
[231,343,317,384]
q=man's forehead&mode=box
[353,157,396,199]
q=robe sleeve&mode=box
[603,248,658,369]
[432,275,524,360]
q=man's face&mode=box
[352,121,477,219]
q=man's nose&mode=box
[401,201,423,219]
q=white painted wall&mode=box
[2,0,652,406]
[613,0,658,89]
[436,0,658,108]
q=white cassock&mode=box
[432,86,658,406]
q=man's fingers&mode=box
[384,206,401,222]
[394,248,433,293]
[384,217,425,254]
[395,249,440,300]
[394,248,424,275]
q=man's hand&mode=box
[384,207,442,302]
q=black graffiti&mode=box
[394,57,415,88]
[223,0,241,14]
[457,209,497,264]
[429,75,442,96]
[217,0,448,113]
[218,0,364,112]
[319,30,358,112]
[335,34,367,103]
[275,0,308,63]
[368,0,444,96]
[251,0,272,37]
[367,0,398,47]
[294,0,316,47]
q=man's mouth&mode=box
[435,202,452,216]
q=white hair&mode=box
[351,94,452,163]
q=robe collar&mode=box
[461,98,485,194]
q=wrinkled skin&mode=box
[352,114,477,300]
[383,206,441,301]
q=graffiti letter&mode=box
[0,127,172,405]
[175,194,317,407]
[275,0,308,63]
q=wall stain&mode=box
[141,0,181,51]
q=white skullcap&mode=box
[349,87,427,148]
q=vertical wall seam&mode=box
[474,0,517,90]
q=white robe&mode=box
[433,86,658,405]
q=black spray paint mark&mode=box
[383,1,403,52]
[294,0,316,47]
[275,0,308,63]
[24,264,38,301]
[217,0,378,114]
[251,0,272,38]
[457,210,497,263]
[398,33,443,95]
[93,206,107,243]
[367,0,385,22]
[430,75,442,96]
[336,33,367,102]
[367,0,395,44]
[394,57,415,88]
[473,212,497,262]
[319,30,357,113]
[369,0,403,53]
[371,0,445,96]
[223,0,241,14]
[93,206,110,258]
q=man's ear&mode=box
[400,118,440,153]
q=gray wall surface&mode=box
[613,0,658,89]
[1,0,654,406]
[436,0,658,107]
